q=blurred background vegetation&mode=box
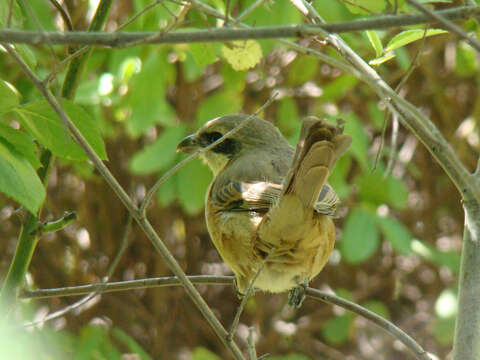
[0,0,479,359]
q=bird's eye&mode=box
[204,131,223,144]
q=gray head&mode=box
[177,114,290,174]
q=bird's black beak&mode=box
[176,134,197,153]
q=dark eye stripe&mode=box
[199,131,241,157]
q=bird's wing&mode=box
[211,180,339,216]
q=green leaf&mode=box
[335,113,368,169]
[287,56,318,86]
[455,42,477,77]
[322,314,352,345]
[433,316,455,345]
[0,80,20,113]
[0,138,45,214]
[376,215,413,255]
[276,97,300,138]
[366,30,383,57]
[177,160,212,215]
[385,29,448,53]
[356,172,408,209]
[156,172,177,207]
[196,90,242,127]
[362,300,391,320]
[15,99,107,161]
[189,43,219,66]
[344,0,387,14]
[112,328,152,360]
[328,155,352,199]
[269,355,311,360]
[0,122,40,168]
[126,52,176,135]
[369,54,396,66]
[73,325,108,360]
[222,40,263,71]
[341,207,380,264]
[192,347,221,360]
[321,74,358,102]
[129,125,186,174]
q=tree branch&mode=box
[0,6,479,46]
[406,0,480,52]
[1,43,245,360]
[21,275,431,360]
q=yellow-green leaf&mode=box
[366,30,383,57]
[385,29,447,53]
[222,40,262,71]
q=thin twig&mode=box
[247,327,257,360]
[119,3,191,48]
[6,0,14,28]
[44,46,90,85]
[24,216,133,328]
[48,0,74,31]
[235,0,266,23]
[385,113,399,176]
[406,0,480,52]
[117,0,164,31]
[374,26,428,173]
[139,93,278,216]
[306,288,432,360]
[228,248,274,341]
[1,43,245,360]
[20,274,431,360]
[1,6,480,46]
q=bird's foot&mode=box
[288,281,308,308]
[233,278,245,300]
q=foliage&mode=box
[0,0,478,359]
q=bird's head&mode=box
[177,114,289,175]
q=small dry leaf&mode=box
[222,40,262,71]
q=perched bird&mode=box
[177,114,351,306]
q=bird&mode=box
[177,114,352,306]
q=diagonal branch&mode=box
[1,42,245,360]
[406,0,480,52]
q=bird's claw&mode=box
[288,282,307,308]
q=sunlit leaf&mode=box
[369,54,396,66]
[222,40,262,71]
[340,207,380,264]
[366,30,383,57]
[0,122,40,168]
[15,99,107,161]
[0,138,45,214]
[385,29,448,53]
[126,52,176,135]
[0,80,20,114]
[455,42,477,77]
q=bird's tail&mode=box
[282,117,352,209]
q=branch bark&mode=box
[21,275,430,360]
[1,43,245,360]
[0,6,479,46]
